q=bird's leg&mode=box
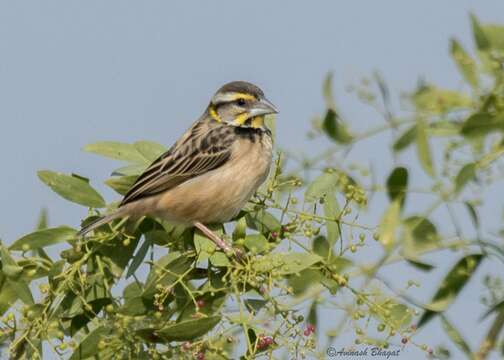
[194,222,242,259]
[194,222,232,252]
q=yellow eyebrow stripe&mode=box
[228,93,256,101]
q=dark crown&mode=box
[216,81,264,98]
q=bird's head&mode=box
[207,81,278,129]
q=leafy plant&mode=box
[1,14,504,360]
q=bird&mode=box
[78,81,278,257]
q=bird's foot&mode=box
[194,222,244,262]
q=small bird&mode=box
[78,81,278,256]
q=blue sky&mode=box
[1,1,504,358]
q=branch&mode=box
[475,308,504,360]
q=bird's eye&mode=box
[236,98,246,106]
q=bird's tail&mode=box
[77,209,125,237]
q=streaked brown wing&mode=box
[120,123,235,206]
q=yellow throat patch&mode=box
[235,114,264,128]
[250,116,264,128]
[209,105,264,129]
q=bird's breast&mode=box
[155,132,273,224]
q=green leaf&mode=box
[481,24,504,50]
[378,200,401,250]
[0,243,23,279]
[265,114,276,141]
[0,243,34,305]
[393,125,417,152]
[245,210,281,234]
[406,259,435,272]
[97,234,140,278]
[232,216,247,241]
[112,163,148,176]
[464,202,479,229]
[480,299,504,321]
[83,141,148,163]
[36,208,48,230]
[471,13,490,51]
[403,216,439,254]
[134,141,166,162]
[386,167,408,208]
[322,109,354,144]
[195,234,216,262]
[38,170,105,208]
[287,269,322,295]
[388,303,413,329]
[126,237,152,278]
[371,302,412,330]
[178,291,227,321]
[243,234,268,254]
[194,225,223,262]
[155,316,221,341]
[143,252,194,298]
[455,163,476,194]
[244,299,268,313]
[412,85,471,114]
[0,280,18,315]
[120,282,147,316]
[105,175,138,195]
[373,71,391,112]
[124,281,143,299]
[246,328,257,350]
[461,113,504,137]
[440,316,472,356]
[320,277,340,295]
[329,256,352,272]
[305,172,338,202]
[416,118,435,176]
[312,236,330,258]
[308,301,318,328]
[10,226,76,251]
[450,38,478,88]
[323,193,340,247]
[209,252,231,267]
[145,229,171,246]
[418,254,483,327]
[429,120,461,137]
[32,209,53,266]
[69,325,111,360]
[471,14,504,51]
[253,252,322,275]
[9,280,33,306]
[322,72,336,110]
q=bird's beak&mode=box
[250,97,279,117]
